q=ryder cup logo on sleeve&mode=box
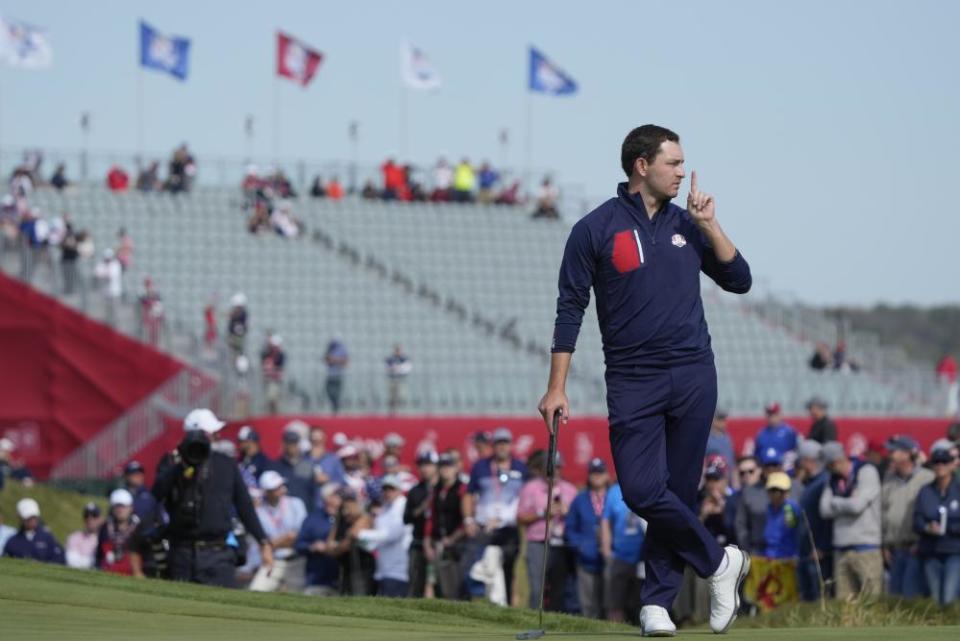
[671,234,687,248]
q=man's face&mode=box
[705,477,727,494]
[809,405,826,420]
[284,441,300,459]
[889,449,913,476]
[439,464,457,483]
[588,471,609,489]
[84,515,101,532]
[266,485,286,503]
[493,441,512,460]
[112,504,133,522]
[637,141,685,200]
[323,493,342,515]
[799,457,821,477]
[310,430,326,451]
[23,516,38,532]
[828,458,851,477]
[240,439,258,456]
[418,462,437,482]
[768,489,786,509]
[712,417,727,433]
[125,472,145,490]
[766,412,781,427]
[738,461,760,486]
[342,455,360,472]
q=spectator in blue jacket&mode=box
[600,482,646,623]
[296,484,343,596]
[2,498,65,564]
[795,440,832,601]
[705,409,737,488]
[565,458,609,619]
[914,448,960,605]
[755,403,798,470]
[763,473,800,559]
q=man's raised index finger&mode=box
[690,170,698,194]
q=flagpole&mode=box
[524,89,533,198]
[136,66,145,159]
[399,85,408,160]
[272,76,280,162]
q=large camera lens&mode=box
[179,432,211,466]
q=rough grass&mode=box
[744,594,960,628]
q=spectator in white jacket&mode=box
[358,474,412,597]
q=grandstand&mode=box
[4,178,944,419]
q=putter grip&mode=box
[547,410,561,477]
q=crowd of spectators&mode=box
[3,411,960,625]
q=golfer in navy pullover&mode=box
[539,125,752,635]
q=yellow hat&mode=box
[765,471,792,492]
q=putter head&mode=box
[516,631,545,640]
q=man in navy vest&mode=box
[2,498,65,564]
[540,125,752,636]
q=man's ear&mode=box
[634,157,648,178]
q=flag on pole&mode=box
[401,41,441,90]
[139,21,190,80]
[528,46,577,96]
[0,16,52,69]
[276,31,323,87]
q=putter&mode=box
[516,410,562,641]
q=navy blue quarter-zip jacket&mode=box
[552,183,752,368]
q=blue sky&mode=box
[1,1,957,306]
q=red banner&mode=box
[276,31,323,87]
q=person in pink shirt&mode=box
[64,502,103,569]
[517,449,578,611]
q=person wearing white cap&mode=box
[249,471,308,592]
[357,474,412,597]
[96,489,146,577]
[152,408,274,588]
[2,498,65,564]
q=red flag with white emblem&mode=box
[276,31,323,87]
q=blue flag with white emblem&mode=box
[139,21,189,81]
[528,46,577,96]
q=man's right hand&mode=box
[538,388,569,434]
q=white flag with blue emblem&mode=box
[0,16,52,69]
[528,46,577,96]
[140,21,190,81]
[401,40,441,91]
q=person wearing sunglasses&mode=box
[913,447,960,605]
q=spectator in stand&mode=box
[705,409,736,487]
[106,165,129,192]
[165,144,196,193]
[381,158,405,200]
[833,341,861,373]
[2,498,65,563]
[296,483,342,595]
[565,458,609,619]
[806,396,837,444]
[463,427,528,606]
[203,297,218,357]
[473,431,493,461]
[429,452,467,600]
[431,158,453,202]
[331,490,375,595]
[937,353,959,417]
[270,201,302,238]
[272,430,318,510]
[324,337,349,414]
[250,471,308,592]
[60,219,80,295]
[820,440,883,599]
[795,441,832,602]
[116,228,134,272]
[0,506,17,557]
[385,344,413,414]
[361,180,379,200]
[93,249,122,322]
[495,180,521,206]
[914,447,960,605]
[882,435,934,598]
[309,175,326,198]
[139,278,164,346]
[308,426,346,490]
[136,161,161,192]
[358,474,412,597]
[809,342,832,371]
[260,333,286,415]
[755,403,799,470]
[600,481,646,624]
[97,489,146,576]
[531,177,560,219]
[404,450,439,597]
[517,449,577,612]
[452,158,476,203]
[326,176,344,201]
[477,162,499,204]
[227,292,249,359]
[50,163,69,191]
[65,503,103,569]
[0,438,33,487]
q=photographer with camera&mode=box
[152,408,274,588]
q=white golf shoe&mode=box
[708,545,750,634]
[639,605,676,637]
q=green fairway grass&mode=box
[2,559,959,641]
